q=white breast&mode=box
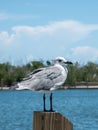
[55,63,68,81]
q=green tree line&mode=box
[0,61,98,88]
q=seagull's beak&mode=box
[64,61,73,64]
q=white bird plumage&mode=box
[16,56,72,111]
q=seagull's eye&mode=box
[58,59,62,62]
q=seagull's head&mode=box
[54,56,73,65]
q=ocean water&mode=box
[0,89,98,130]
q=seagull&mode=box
[16,57,73,111]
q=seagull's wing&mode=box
[29,66,65,91]
[29,68,45,75]
[17,65,66,91]
[30,66,61,79]
[23,68,45,81]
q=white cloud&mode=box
[0,20,98,64]
[0,31,14,44]
[70,46,98,63]
[12,20,98,43]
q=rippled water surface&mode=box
[0,89,98,130]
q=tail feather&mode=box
[16,83,28,90]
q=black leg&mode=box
[50,92,53,111]
[43,93,46,111]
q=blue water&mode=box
[0,89,98,130]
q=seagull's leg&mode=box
[50,92,53,111]
[43,93,46,111]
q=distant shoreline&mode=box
[64,85,98,89]
[0,85,98,90]
[0,87,10,90]
[66,86,98,89]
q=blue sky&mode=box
[0,0,98,65]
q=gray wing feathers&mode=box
[19,66,64,91]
